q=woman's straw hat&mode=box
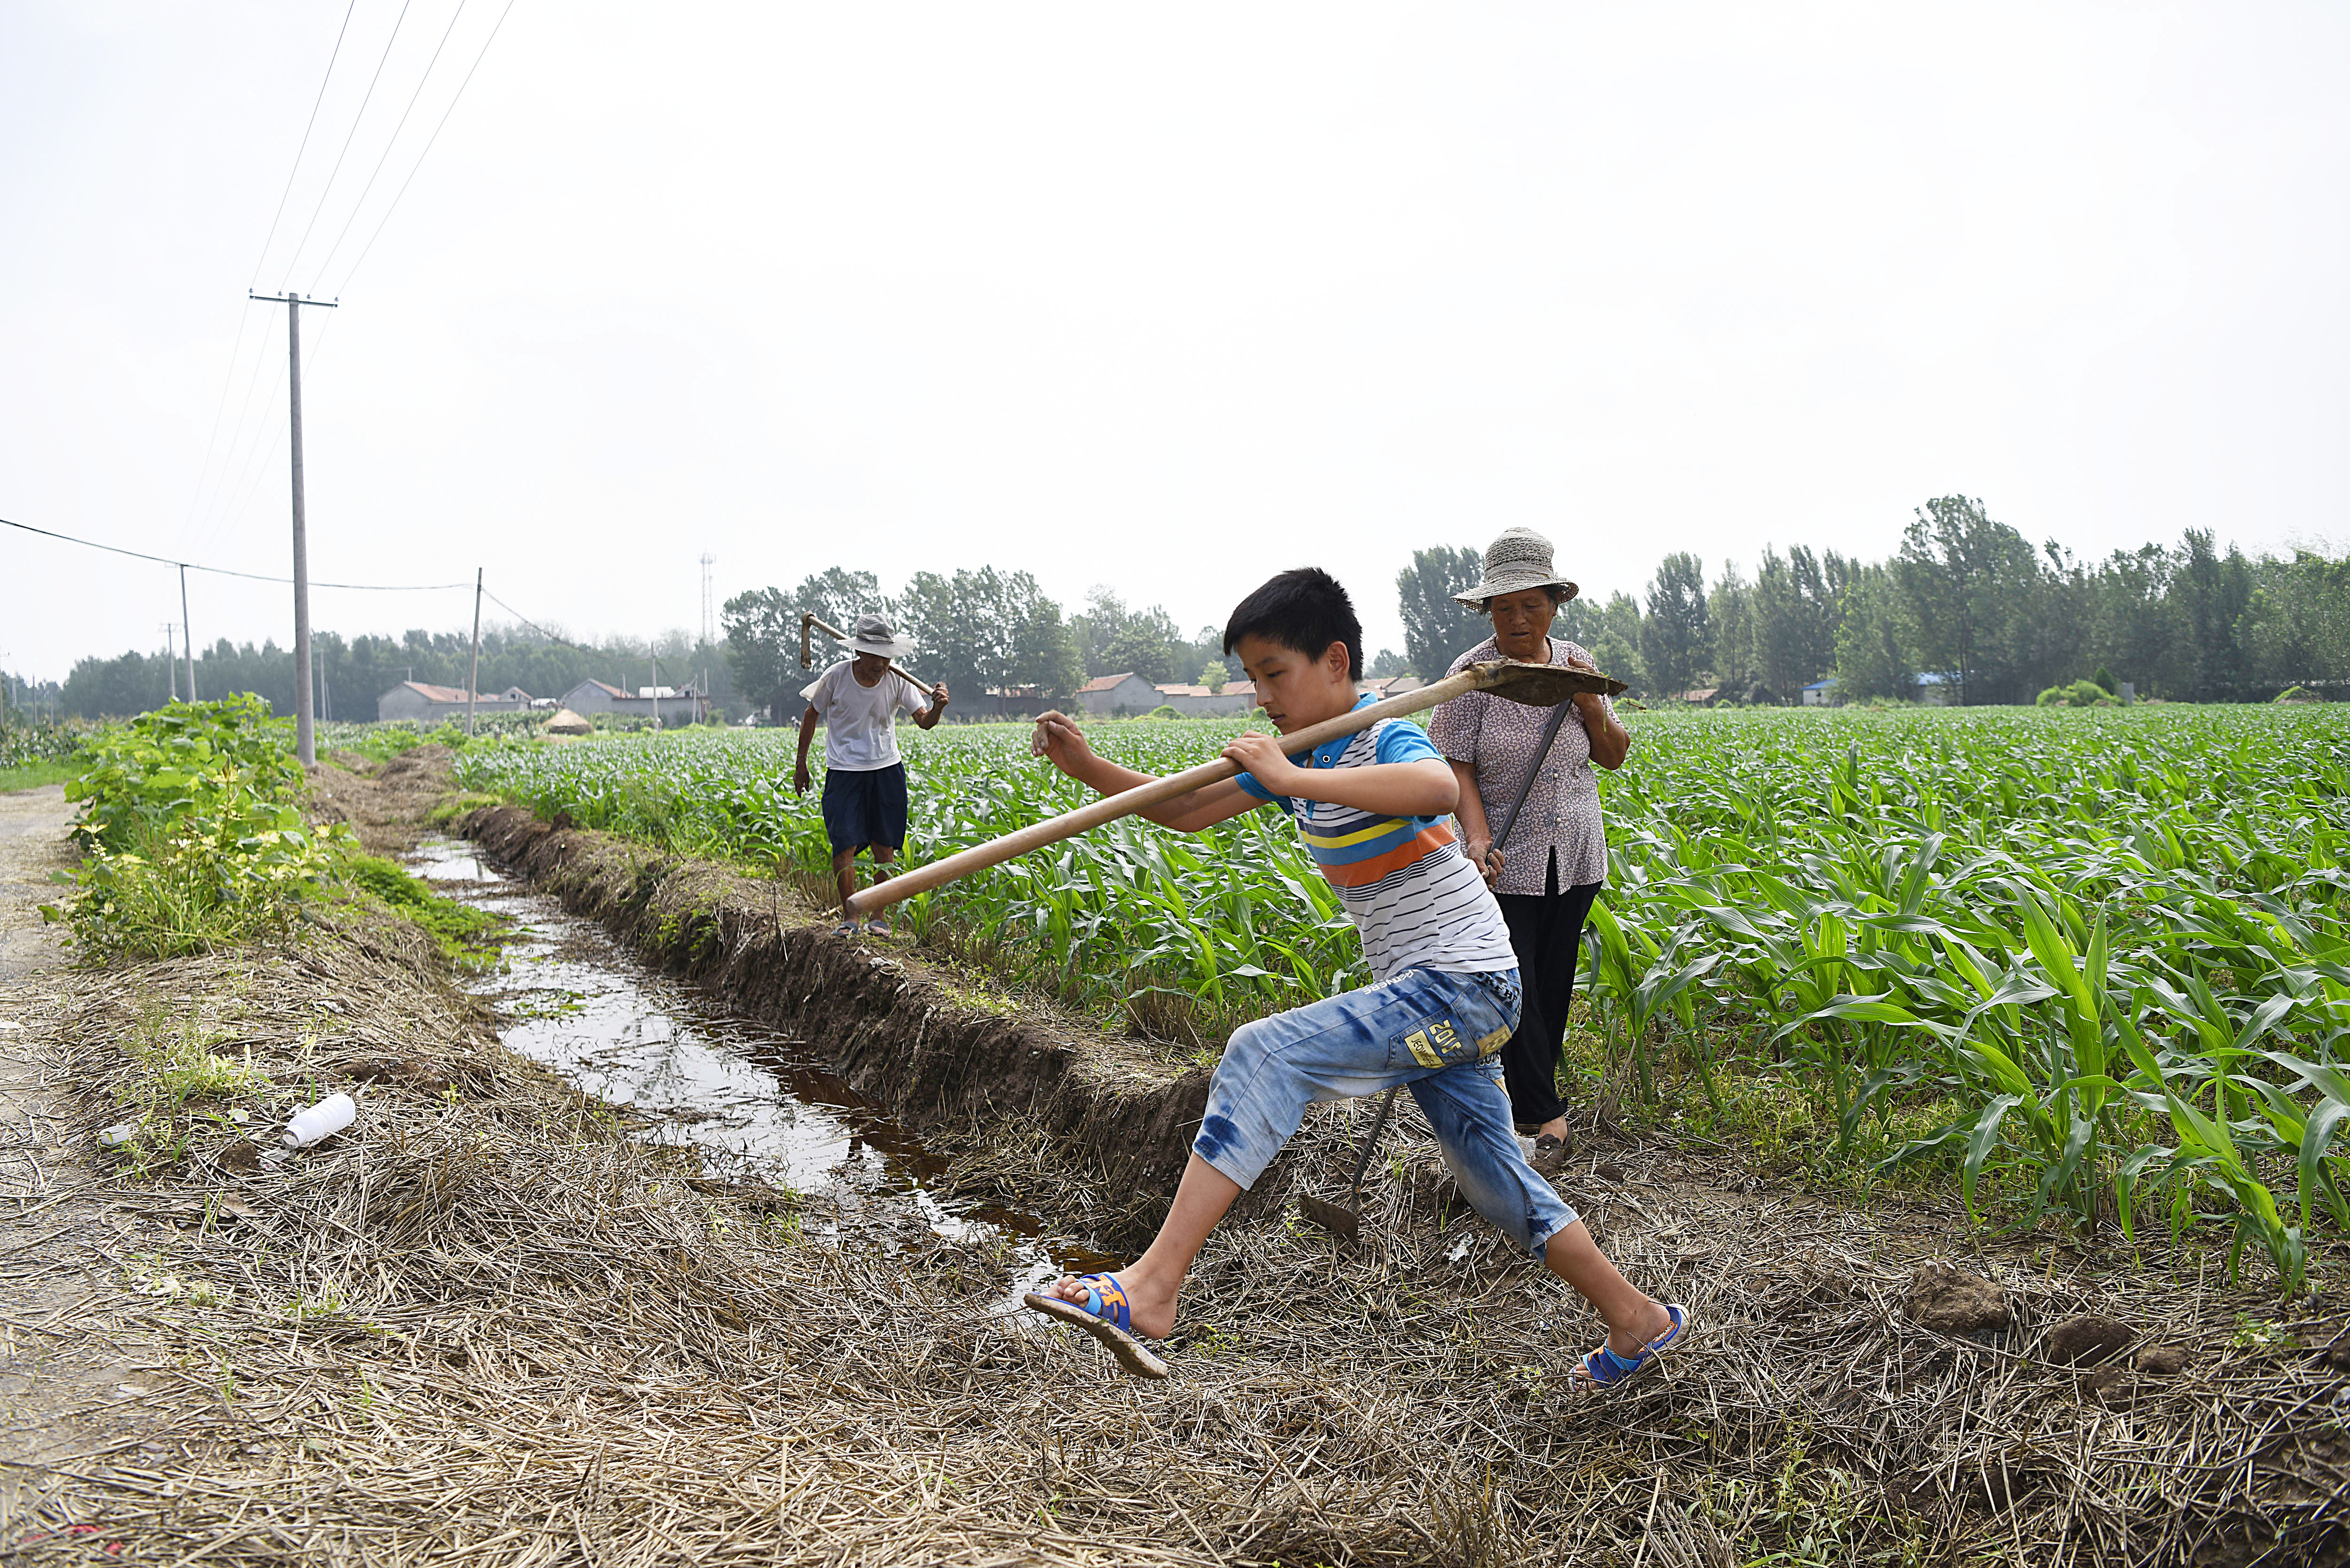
[1452,527,1580,608]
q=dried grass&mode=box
[6,862,2348,1563]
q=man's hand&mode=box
[1221,731,1300,795]
[792,757,812,795]
[929,682,950,711]
[1030,711,1096,776]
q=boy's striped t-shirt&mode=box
[1233,701,1517,983]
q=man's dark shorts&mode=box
[820,763,909,855]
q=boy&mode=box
[793,612,949,936]
[1025,568,1684,1384]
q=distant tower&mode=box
[700,553,716,647]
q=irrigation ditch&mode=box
[3,744,2348,1564]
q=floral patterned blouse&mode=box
[1426,634,1615,897]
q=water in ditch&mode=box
[405,837,1104,1302]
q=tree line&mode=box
[1395,496,2350,703]
[47,626,741,723]
[722,569,1244,721]
[39,492,2349,724]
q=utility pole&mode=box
[180,564,196,702]
[466,568,483,738]
[700,552,715,647]
[161,624,177,703]
[249,290,337,765]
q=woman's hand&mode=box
[1029,711,1095,776]
[1567,649,1606,724]
[1566,650,1633,770]
[1468,835,1502,886]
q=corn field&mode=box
[456,705,2350,1287]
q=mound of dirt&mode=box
[1905,1261,2008,1336]
[2045,1313,2136,1367]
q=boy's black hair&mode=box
[1223,568,1362,681]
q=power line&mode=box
[249,0,364,286]
[481,587,597,654]
[190,304,288,550]
[279,0,419,288]
[331,0,521,297]
[1,516,469,591]
[311,0,474,290]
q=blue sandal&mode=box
[1573,1303,1689,1390]
[1024,1272,1170,1380]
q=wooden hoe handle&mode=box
[840,659,1618,921]
[800,611,935,701]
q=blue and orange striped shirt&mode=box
[1234,698,1516,982]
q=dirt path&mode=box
[0,787,172,1541]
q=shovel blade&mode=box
[1296,1194,1363,1240]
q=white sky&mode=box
[4,2,2346,681]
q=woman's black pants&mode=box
[1492,862,1603,1130]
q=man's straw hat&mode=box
[1452,527,1580,608]
[849,612,914,660]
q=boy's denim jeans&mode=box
[1194,965,1580,1259]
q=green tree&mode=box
[1007,588,1085,703]
[2242,548,2350,694]
[1891,496,2052,706]
[2082,543,2183,697]
[1397,545,1487,679]
[2175,529,2256,700]
[792,568,887,642]
[894,566,1083,711]
[1556,592,1646,693]
[1071,587,1188,683]
[1833,566,1912,702]
[1640,553,1710,700]
[1708,558,1753,690]
[1751,545,1845,695]
[721,587,802,722]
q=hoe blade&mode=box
[1296,1193,1363,1241]
[1477,661,1627,705]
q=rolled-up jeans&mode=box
[1193,965,1581,1259]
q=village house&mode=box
[964,687,1055,721]
[1074,672,1164,716]
[1153,681,1259,717]
[1358,675,1424,702]
[1801,678,1837,706]
[556,679,706,726]
[375,681,533,725]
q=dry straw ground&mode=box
[1,753,2345,1565]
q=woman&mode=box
[1427,527,1631,1152]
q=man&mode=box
[793,612,949,935]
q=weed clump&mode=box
[44,696,343,959]
[340,852,506,964]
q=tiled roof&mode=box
[402,681,474,703]
[1079,672,1143,693]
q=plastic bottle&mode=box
[281,1092,356,1148]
